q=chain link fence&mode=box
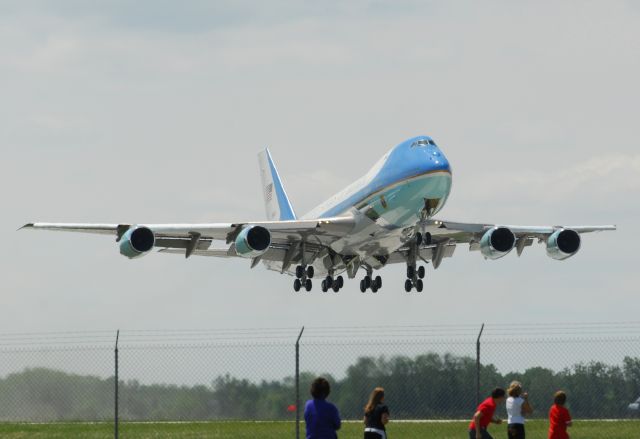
[1,323,640,428]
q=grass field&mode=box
[1,420,638,438]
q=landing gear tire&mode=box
[324,276,333,288]
[295,266,304,279]
[404,279,413,292]
[321,280,328,292]
[416,279,424,292]
[374,276,382,289]
[417,266,425,279]
[416,232,423,247]
[371,284,378,293]
[407,265,415,279]
[360,279,367,293]
[364,276,372,289]
[332,283,340,293]
[306,266,314,279]
[336,276,344,288]
[293,279,302,292]
[305,279,312,292]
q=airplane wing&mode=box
[383,219,616,270]
[21,217,355,265]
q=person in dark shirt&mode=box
[363,387,389,439]
[304,377,341,439]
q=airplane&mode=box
[22,135,616,293]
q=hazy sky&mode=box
[2,1,639,334]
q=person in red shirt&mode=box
[548,391,572,439]
[468,387,506,439]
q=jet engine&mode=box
[119,226,155,258]
[234,225,271,258]
[480,226,516,260]
[546,229,581,260]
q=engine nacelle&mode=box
[480,226,516,260]
[234,225,271,258]
[119,226,155,259]
[546,229,581,260]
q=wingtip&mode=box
[19,223,34,231]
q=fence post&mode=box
[295,326,305,439]
[476,323,485,406]
[115,329,120,439]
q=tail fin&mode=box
[258,148,297,221]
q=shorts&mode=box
[507,423,525,439]
[365,431,385,439]
[469,428,494,439]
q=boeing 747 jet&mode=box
[23,136,615,293]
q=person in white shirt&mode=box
[505,381,533,439]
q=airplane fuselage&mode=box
[300,136,452,259]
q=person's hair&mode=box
[507,381,523,397]
[491,387,506,399]
[554,391,567,405]
[310,377,331,399]
[364,387,385,415]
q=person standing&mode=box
[548,391,572,439]
[469,387,506,439]
[304,377,341,439]
[363,387,389,439]
[506,381,533,439]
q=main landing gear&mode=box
[293,264,314,292]
[321,275,344,293]
[404,264,426,292]
[359,267,382,293]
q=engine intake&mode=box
[234,225,271,258]
[480,227,516,260]
[546,229,581,260]
[119,226,155,258]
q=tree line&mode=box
[0,353,638,421]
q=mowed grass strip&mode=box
[0,420,638,438]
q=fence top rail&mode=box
[2,321,640,349]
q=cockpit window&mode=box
[428,140,436,145]
[412,139,430,147]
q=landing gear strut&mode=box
[404,232,426,292]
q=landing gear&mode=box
[371,275,382,293]
[360,268,382,293]
[294,264,314,292]
[332,275,343,293]
[404,279,412,292]
[320,273,343,293]
[405,264,426,292]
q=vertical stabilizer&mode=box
[258,148,297,221]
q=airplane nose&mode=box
[426,146,450,172]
